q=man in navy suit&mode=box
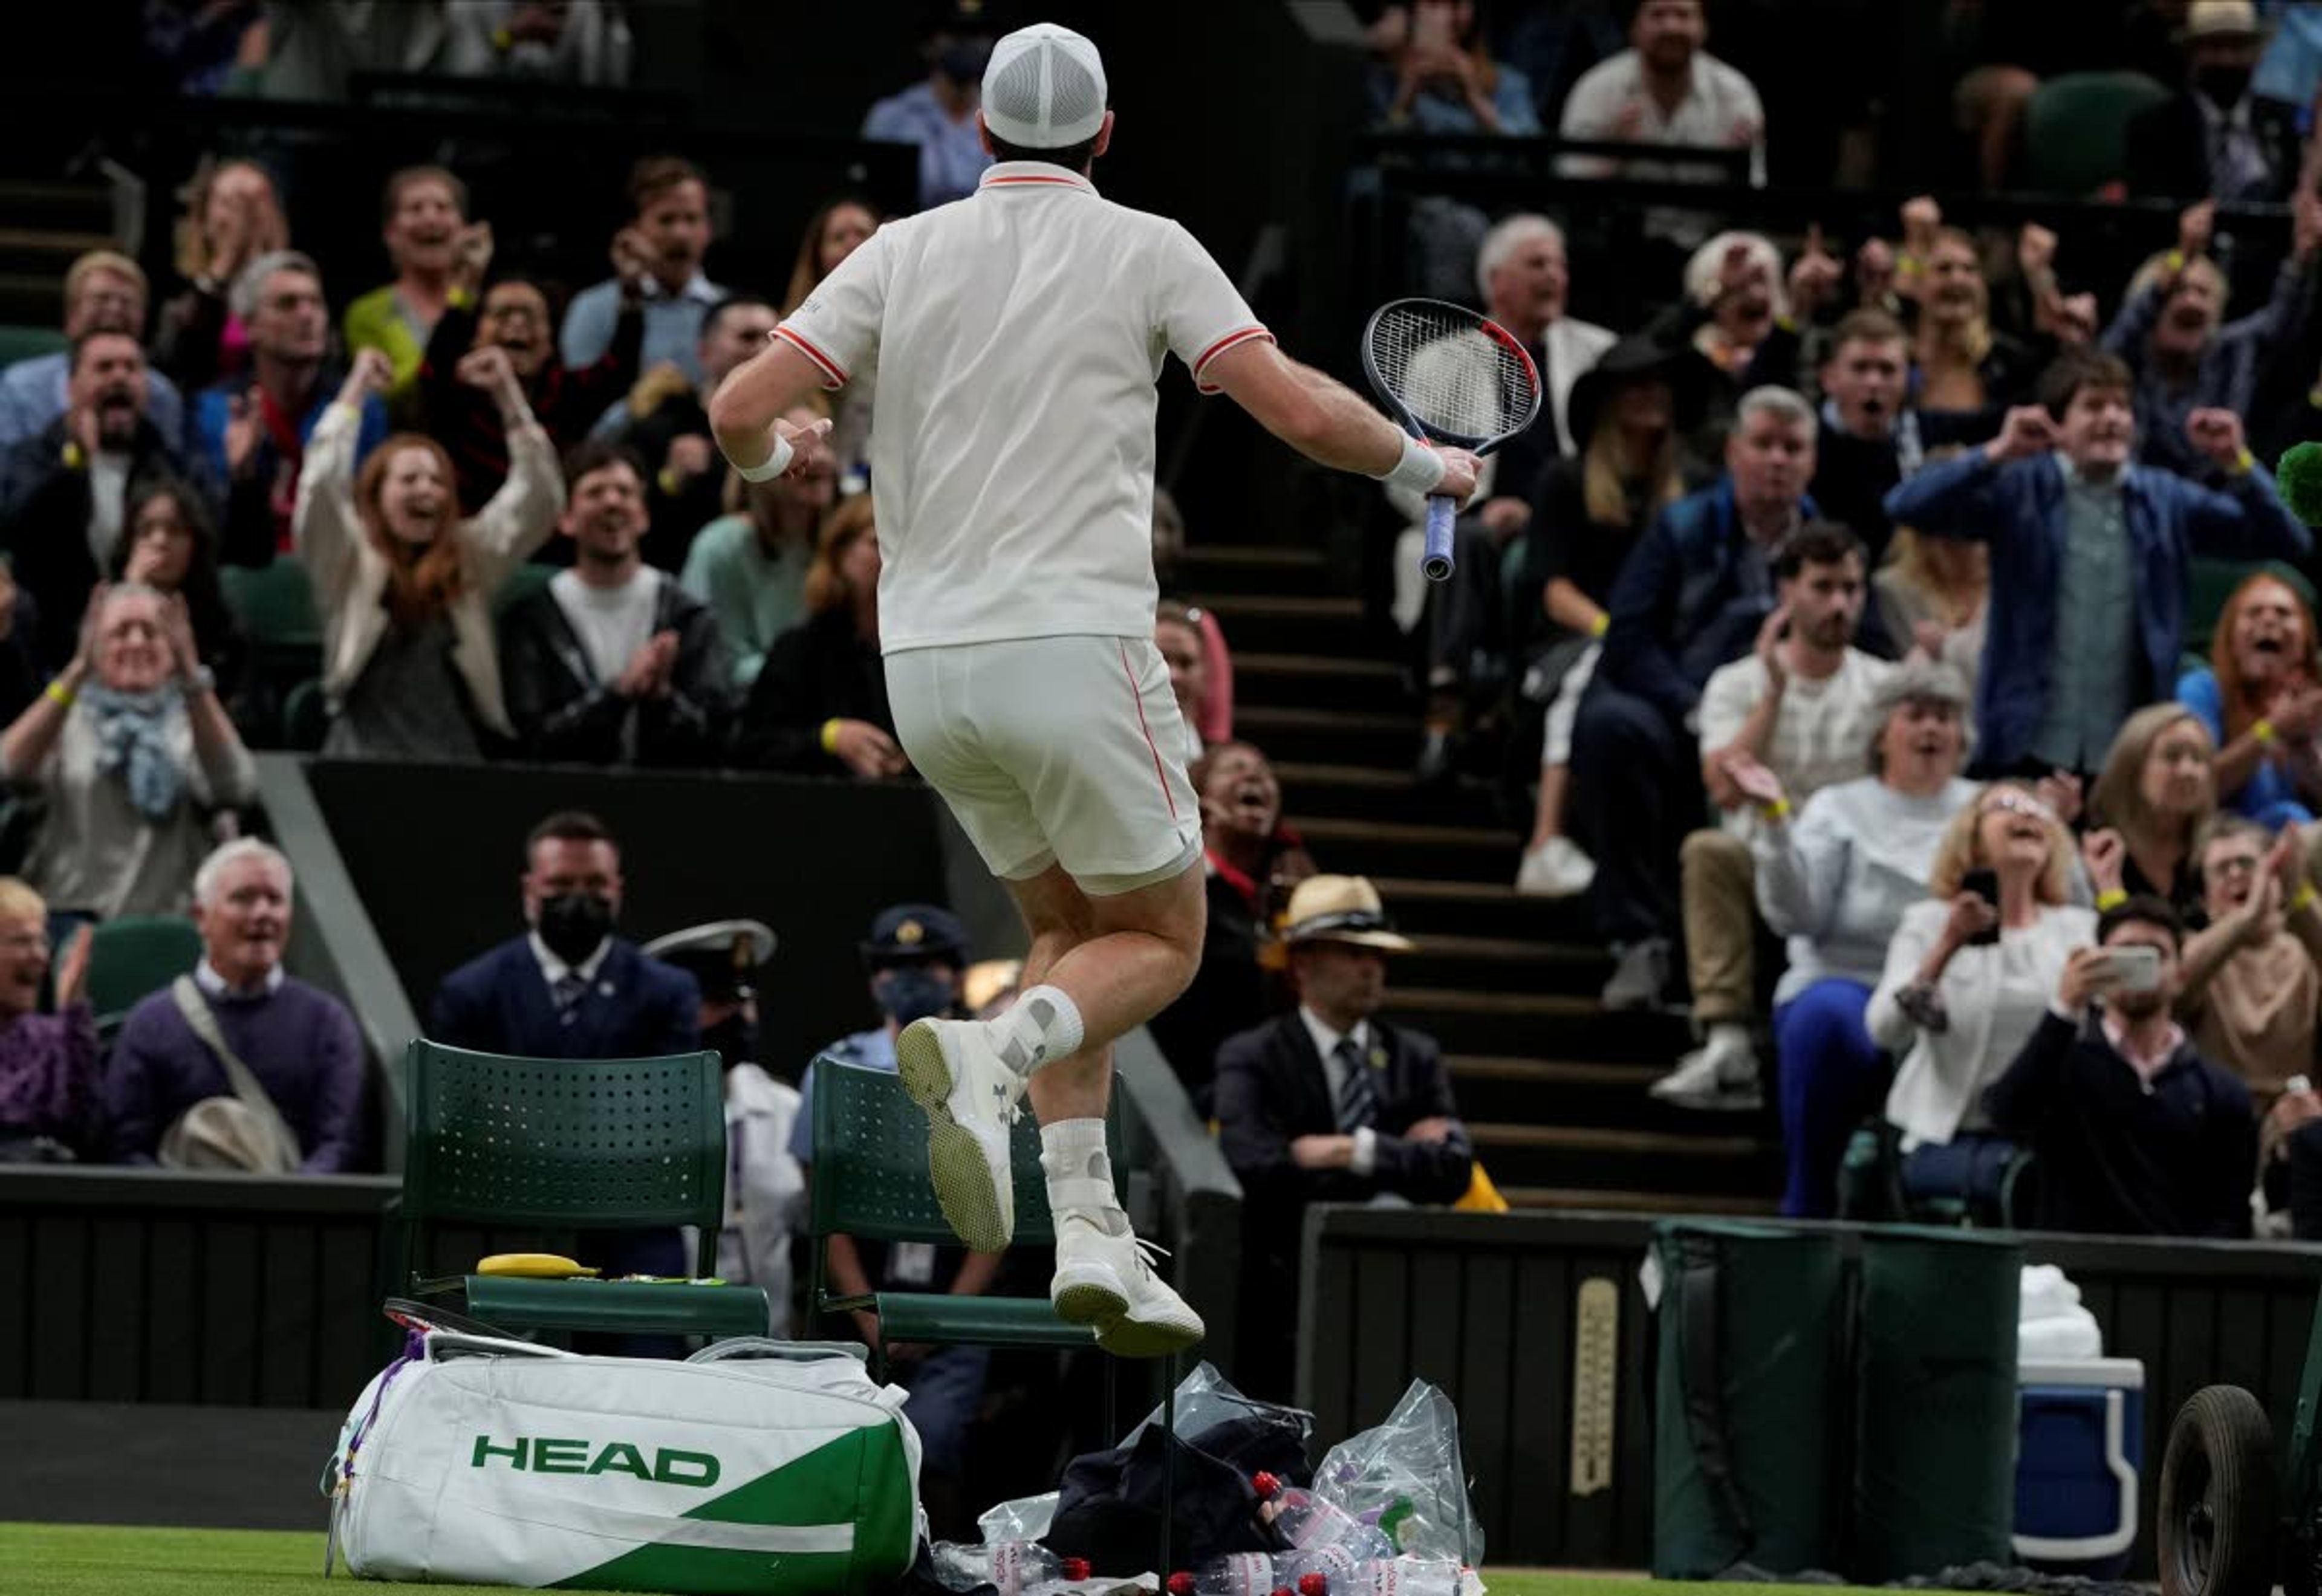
[431,808,701,1063]
[431,808,703,1287]
[1215,875,1473,1398]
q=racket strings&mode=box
[1367,306,1538,441]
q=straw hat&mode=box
[1281,875,1417,953]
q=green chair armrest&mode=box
[465,1277,771,1339]
[873,1291,1096,1349]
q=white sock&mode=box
[1704,1021,1749,1051]
[986,984,1085,1080]
[1039,1117,1130,1236]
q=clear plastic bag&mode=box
[980,1492,1061,1546]
[1120,1360,1315,1455]
[1310,1381,1483,1567]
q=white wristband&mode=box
[1373,433,1446,495]
[733,431,795,483]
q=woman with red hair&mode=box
[293,346,562,758]
[2177,570,2322,829]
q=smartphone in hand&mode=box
[1960,868,2002,947]
[2093,944,2164,993]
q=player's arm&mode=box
[707,337,833,481]
[1204,338,1479,504]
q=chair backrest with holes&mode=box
[401,1039,726,1275]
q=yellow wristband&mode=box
[657,467,683,498]
[60,441,83,472]
[2096,888,2128,911]
[2294,884,2319,915]
[2256,718,2278,745]
[1590,612,1610,639]
[2165,248,2187,273]
[448,285,476,311]
[1761,797,1791,823]
[44,679,73,709]
[819,718,842,755]
[2234,447,2256,475]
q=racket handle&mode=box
[1422,496,1457,583]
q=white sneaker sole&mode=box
[1052,1262,1206,1359]
[897,1019,1014,1252]
[1651,1082,1764,1113]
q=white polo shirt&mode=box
[775,161,1271,654]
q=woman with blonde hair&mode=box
[2084,702,2220,929]
[1905,227,2045,428]
[2177,569,2322,827]
[294,345,561,758]
[681,395,835,688]
[154,157,290,393]
[1869,780,2095,1212]
[732,495,903,779]
[1873,525,1988,688]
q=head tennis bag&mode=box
[325,1332,922,1595]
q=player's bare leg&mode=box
[897,861,1208,1354]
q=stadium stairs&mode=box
[0,176,114,331]
[1180,543,1782,1216]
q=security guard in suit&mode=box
[1214,875,1474,1398]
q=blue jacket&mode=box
[429,936,701,1061]
[1598,477,1818,724]
[1883,451,2309,771]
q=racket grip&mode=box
[1422,496,1457,583]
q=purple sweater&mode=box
[105,976,368,1173]
[0,1004,101,1152]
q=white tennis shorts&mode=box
[886,635,1203,897]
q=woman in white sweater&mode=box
[1870,781,2095,1214]
[1723,658,1979,1217]
[294,344,561,757]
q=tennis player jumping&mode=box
[712,22,1480,1356]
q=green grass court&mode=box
[0,1524,1878,1596]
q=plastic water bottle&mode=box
[934,1540,1087,1596]
[1353,1560,1462,1596]
[1165,1554,1278,1596]
[1252,1474,1394,1561]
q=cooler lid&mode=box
[2018,1357,2144,1389]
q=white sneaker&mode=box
[1515,836,1596,897]
[1051,1213,1206,1358]
[1650,1029,1764,1112]
[897,1017,1024,1252]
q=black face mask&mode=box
[876,966,956,1027]
[935,38,990,85]
[2196,64,2254,108]
[536,892,616,965]
[703,1015,759,1069]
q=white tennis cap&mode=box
[981,22,1108,149]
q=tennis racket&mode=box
[1360,297,1543,582]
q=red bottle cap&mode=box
[1169,1574,1195,1596]
[1062,1560,1091,1582]
[1252,1471,1282,1500]
[1299,1574,1330,1596]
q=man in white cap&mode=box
[709,21,1479,1358]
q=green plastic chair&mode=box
[84,915,203,1030]
[395,1040,771,1341]
[2020,71,2171,195]
[220,557,322,648]
[0,325,66,368]
[281,678,328,751]
[493,562,559,620]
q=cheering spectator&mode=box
[1215,874,1472,1401]
[153,158,288,394]
[298,347,560,759]
[1569,385,1818,1010]
[862,4,995,209]
[1148,741,1315,1112]
[2084,702,2221,928]
[1884,350,2307,778]
[0,885,96,1163]
[559,157,724,385]
[1872,525,1989,693]
[1811,308,1982,570]
[2178,817,2322,1095]
[191,251,389,556]
[106,479,249,715]
[1557,0,1763,196]
[614,294,782,571]
[2,332,212,670]
[1651,233,1798,456]
[1729,658,1980,1217]
[0,251,186,452]
[2128,1,2303,204]
[787,903,995,1505]
[1156,601,1211,767]
[343,166,477,415]
[2103,196,2322,482]
[501,441,728,767]
[2179,571,2322,827]
[679,401,833,689]
[105,839,367,1173]
[730,494,891,777]
[1,583,256,921]
[1870,782,2094,1214]
[781,199,882,477]
[1985,895,2257,1239]
[420,218,640,513]
[1656,522,1893,1111]
[1370,0,1540,134]
[1512,339,1694,897]
[1905,225,2045,430]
